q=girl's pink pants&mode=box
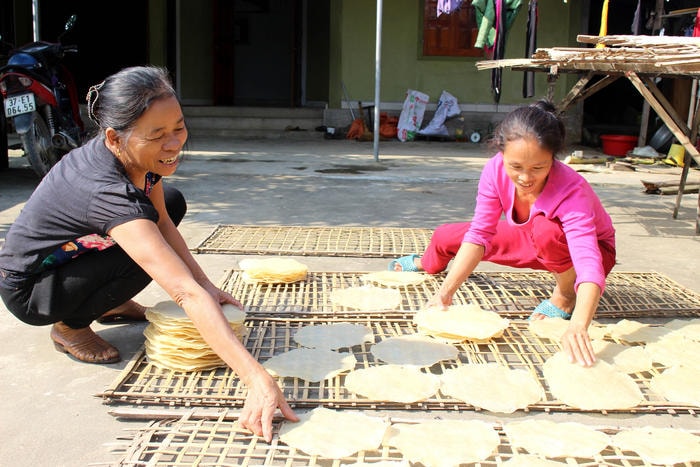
[420,216,616,276]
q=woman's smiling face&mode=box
[502,136,554,198]
[122,95,188,177]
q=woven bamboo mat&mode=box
[221,270,700,319]
[99,315,698,415]
[192,224,433,257]
[105,409,700,467]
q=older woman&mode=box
[0,65,296,441]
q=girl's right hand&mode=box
[425,292,452,310]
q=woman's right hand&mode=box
[238,368,298,442]
[425,291,452,310]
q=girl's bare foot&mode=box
[50,322,120,364]
[97,300,147,324]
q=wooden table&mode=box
[478,35,700,234]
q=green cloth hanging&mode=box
[472,0,523,49]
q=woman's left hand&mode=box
[560,322,596,367]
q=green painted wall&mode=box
[179,1,214,105]
[330,0,583,108]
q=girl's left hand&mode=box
[560,323,596,367]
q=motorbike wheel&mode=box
[20,111,62,178]
[0,110,8,170]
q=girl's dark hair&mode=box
[86,65,178,136]
[490,99,566,157]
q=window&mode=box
[423,0,483,57]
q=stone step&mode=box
[182,106,326,139]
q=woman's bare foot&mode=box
[50,322,120,364]
[97,300,147,324]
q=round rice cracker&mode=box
[413,304,509,342]
[360,270,427,287]
[262,347,357,383]
[611,426,700,465]
[370,334,458,367]
[383,419,499,467]
[649,365,700,406]
[439,363,544,413]
[542,352,644,410]
[278,407,390,459]
[293,322,373,350]
[344,364,441,403]
[504,419,611,458]
[146,300,246,324]
[239,257,308,284]
[330,286,402,311]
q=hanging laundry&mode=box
[437,0,465,16]
[596,0,609,48]
[631,0,642,35]
[492,0,507,102]
[523,0,538,98]
[472,0,522,52]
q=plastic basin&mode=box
[600,134,637,157]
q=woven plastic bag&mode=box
[397,89,429,142]
[419,90,460,136]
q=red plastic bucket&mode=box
[600,134,637,157]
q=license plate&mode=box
[4,93,36,118]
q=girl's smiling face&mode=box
[502,136,554,198]
[120,95,188,178]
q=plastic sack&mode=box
[397,89,429,142]
[419,90,460,136]
[380,113,398,139]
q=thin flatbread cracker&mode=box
[504,419,610,458]
[649,365,700,406]
[592,340,654,374]
[413,305,508,342]
[371,335,458,366]
[263,347,356,382]
[330,286,402,311]
[606,319,670,343]
[529,317,606,342]
[360,270,427,287]
[279,407,389,459]
[239,257,308,283]
[383,419,499,467]
[543,352,643,410]
[502,455,568,466]
[344,365,441,403]
[611,427,700,465]
[664,318,700,341]
[293,322,373,350]
[645,335,700,370]
[144,301,246,371]
[439,364,544,413]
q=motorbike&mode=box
[0,14,84,177]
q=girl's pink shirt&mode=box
[463,152,616,293]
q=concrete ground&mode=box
[1,135,699,466]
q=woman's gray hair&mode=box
[86,65,178,136]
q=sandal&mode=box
[388,254,420,272]
[50,322,121,364]
[96,300,147,324]
[529,299,572,320]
